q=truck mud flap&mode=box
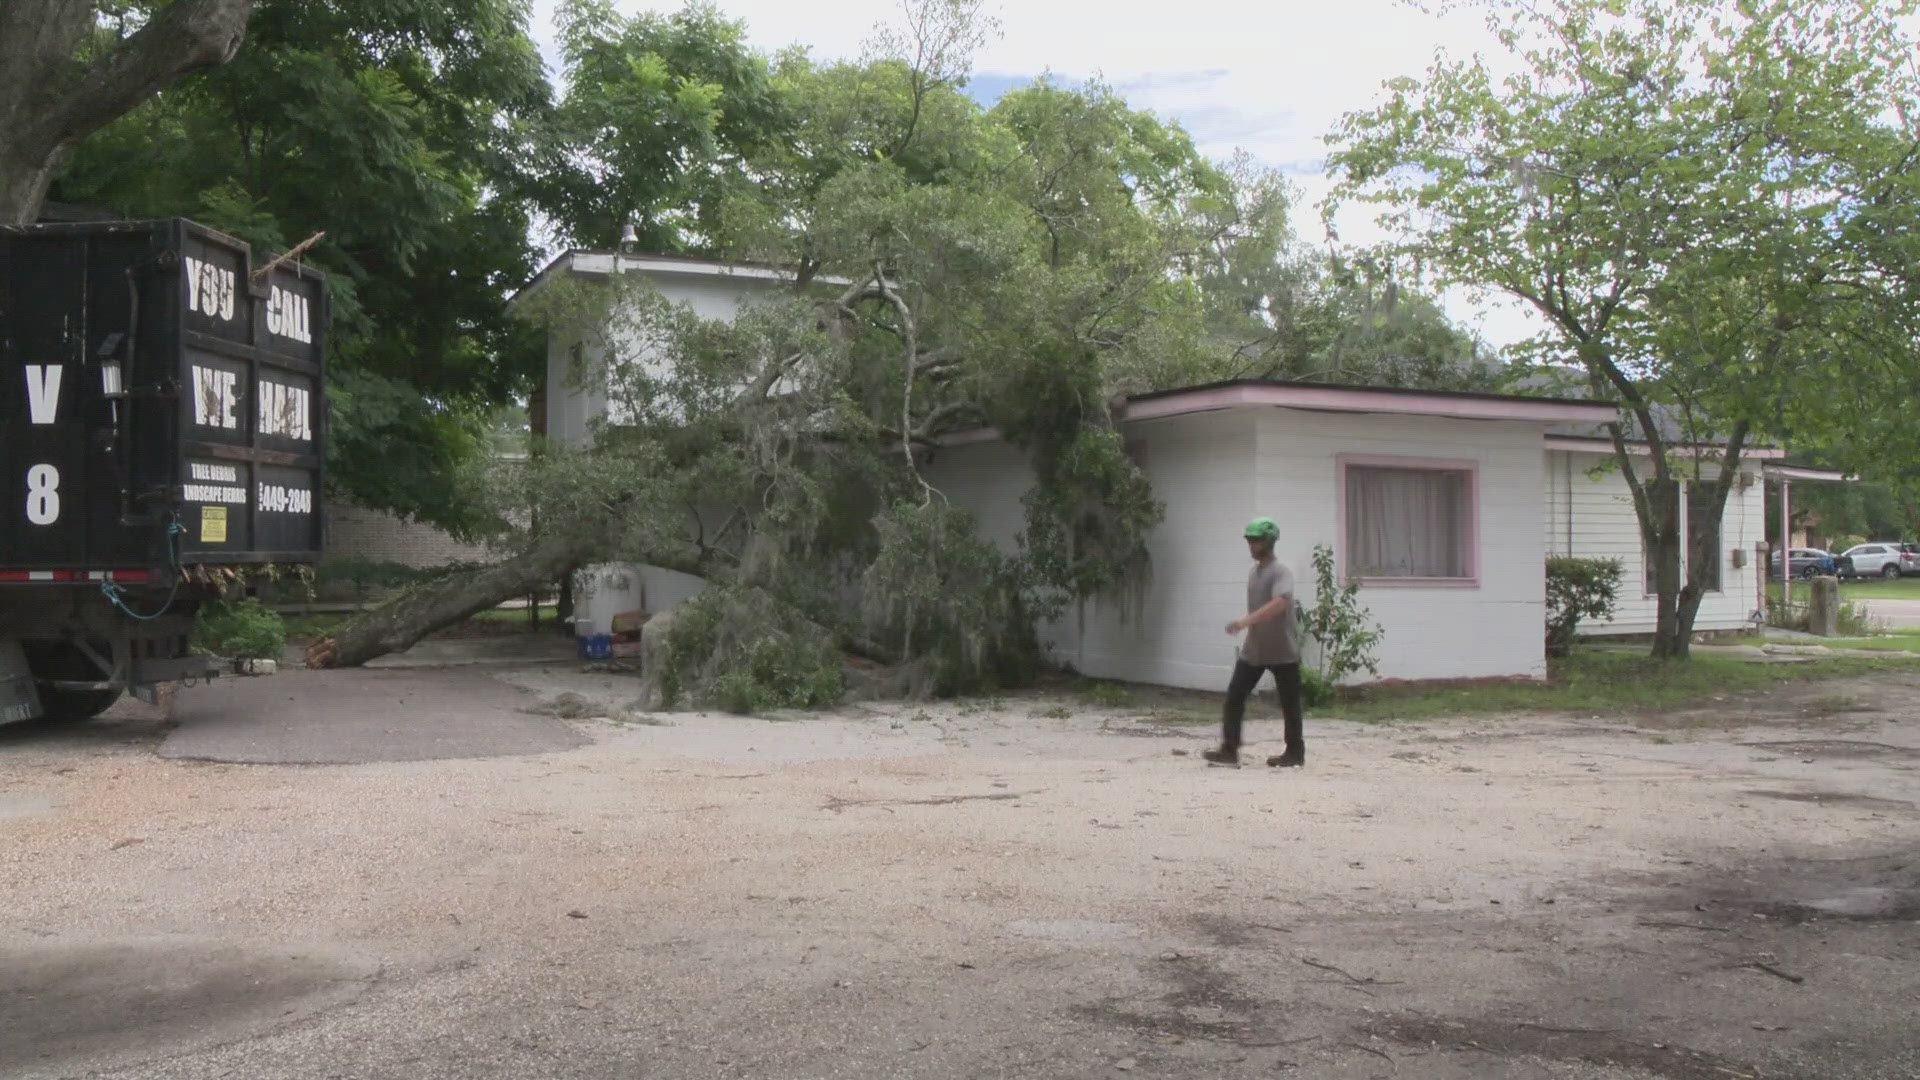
[0,639,43,723]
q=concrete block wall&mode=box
[322,497,493,569]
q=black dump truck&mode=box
[0,219,326,724]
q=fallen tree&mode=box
[305,0,1491,702]
[306,533,600,669]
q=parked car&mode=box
[1769,548,1842,579]
[1840,542,1920,579]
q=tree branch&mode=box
[39,0,253,149]
[913,346,964,373]
[910,400,980,442]
[741,350,808,404]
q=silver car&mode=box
[1840,542,1920,579]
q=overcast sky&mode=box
[526,0,1548,348]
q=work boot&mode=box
[1266,747,1305,768]
[1202,746,1241,767]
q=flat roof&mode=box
[1124,379,1618,425]
[1545,434,1788,459]
[507,249,842,314]
[1763,464,1853,482]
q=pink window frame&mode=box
[1335,454,1482,588]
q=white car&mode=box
[1840,542,1920,579]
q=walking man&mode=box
[1204,517,1305,768]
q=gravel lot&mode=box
[3,662,1917,1079]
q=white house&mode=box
[513,250,810,447]
[927,382,1615,688]
[513,249,1785,686]
[1543,431,1782,636]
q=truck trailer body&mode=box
[0,219,325,723]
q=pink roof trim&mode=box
[1124,383,1615,425]
[1544,435,1787,459]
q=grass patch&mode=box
[1061,649,1915,727]
[1834,575,1920,600]
[281,613,344,644]
[278,604,554,647]
[1825,628,1920,654]
[1320,650,1910,721]
[1077,680,1137,710]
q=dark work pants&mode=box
[1221,659,1304,752]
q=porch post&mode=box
[1779,478,1792,608]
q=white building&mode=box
[513,249,1779,686]
[927,383,1614,687]
[514,250,807,447]
[1543,433,1780,636]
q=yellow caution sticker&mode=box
[200,505,228,544]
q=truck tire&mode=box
[34,685,122,722]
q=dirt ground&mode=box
[2,663,1917,1080]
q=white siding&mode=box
[1250,411,1548,683]
[928,409,1554,690]
[921,437,1041,553]
[544,271,782,447]
[544,334,597,448]
[543,270,777,632]
[1057,412,1261,689]
[1545,450,1765,635]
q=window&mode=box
[1688,484,1723,591]
[1642,481,1722,593]
[1341,459,1476,583]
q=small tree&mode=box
[1544,557,1622,658]
[1299,544,1383,687]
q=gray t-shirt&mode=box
[1241,558,1301,665]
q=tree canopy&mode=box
[0,0,253,224]
[323,1,1507,691]
[1328,0,1920,657]
[18,1,1506,696]
[489,21,1230,693]
[46,0,552,533]
[524,0,788,253]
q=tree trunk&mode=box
[0,0,253,224]
[1646,489,1688,660]
[307,535,601,668]
[0,150,62,226]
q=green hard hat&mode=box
[1243,516,1279,541]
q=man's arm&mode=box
[1227,594,1291,635]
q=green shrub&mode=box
[1081,681,1135,709]
[1546,556,1624,657]
[1837,598,1877,636]
[655,585,845,714]
[862,502,1041,696]
[192,596,287,659]
[1300,667,1336,708]
[1300,544,1384,684]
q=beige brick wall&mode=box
[323,498,493,568]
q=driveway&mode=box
[3,664,1917,1079]
[1859,597,1920,628]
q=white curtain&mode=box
[1347,467,1468,578]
